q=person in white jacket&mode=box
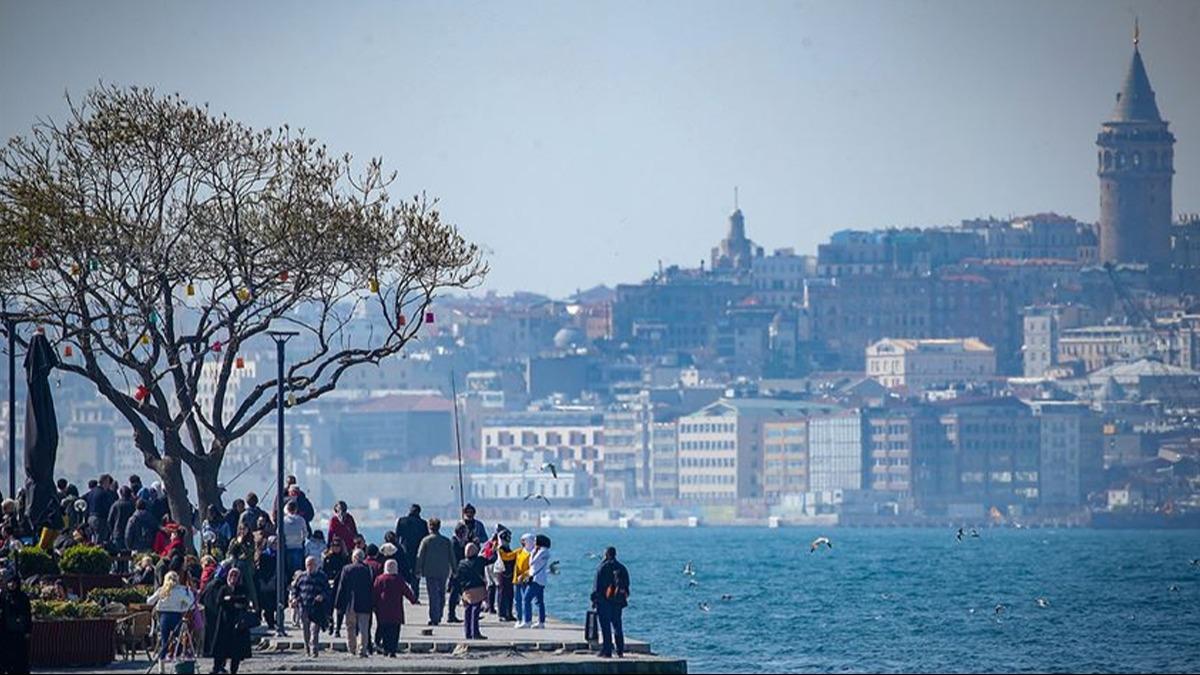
[522,541,550,629]
[147,571,195,665]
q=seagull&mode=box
[549,561,561,575]
[1189,559,1199,567]
[541,462,558,479]
[956,528,965,542]
[583,551,599,560]
[687,579,700,589]
[1035,597,1050,608]
[1169,585,1181,593]
[810,536,832,553]
[994,604,1006,615]
[720,594,734,602]
[683,561,696,577]
[697,602,711,613]
[970,529,981,538]
[523,493,551,507]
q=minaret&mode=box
[1097,21,1175,267]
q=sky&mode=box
[2,0,1198,298]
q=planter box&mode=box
[51,573,128,598]
[31,617,117,667]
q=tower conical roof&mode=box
[1112,47,1162,122]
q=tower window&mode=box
[1103,151,1112,170]
[1116,152,1125,169]
[1132,151,1141,169]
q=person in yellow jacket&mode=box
[506,533,534,627]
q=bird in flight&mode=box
[687,579,700,589]
[697,602,711,613]
[1168,585,1181,593]
[1189,559,1199,567]
[810,536,832,553]
[541,462,558,479]
[956,528,965,542]
[994,604,1006,615]
[524,494,551,506]
[683,561,696,577]
[549,560,561,575]
[1035,597,1050,608]
[970,528,981,538]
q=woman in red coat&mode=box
[371,558,418,657]
[326,501,358,551]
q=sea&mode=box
[363,526,1200,673]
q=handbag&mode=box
[584,607,600,642]
[462,585,488,606]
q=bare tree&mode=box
[0,85,486,524]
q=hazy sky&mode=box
[2,1,1198,297]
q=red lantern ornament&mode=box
[424,311,435,324]
[211,340,223,353]
[134,385,149,402]
[63,345,74,358]
[28,258,41,271]
[235,356,245,369]
[278,271,289,282]
[398,314,406,326]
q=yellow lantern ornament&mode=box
[140,333,151,346]
[186,283,195,297]
[237,287,251,302]
[369,278,380,293]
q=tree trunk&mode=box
[193,457,224,526]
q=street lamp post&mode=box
[3,314,17,499]
[266,329,298,637]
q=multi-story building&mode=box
[677,398,839,505]
[807,409,865,493]
[613,267,752,353]
[762,419,809,501]
[1057,325,1163,372]
[1022,305,1096,377]
[865,337,996,391]
[937,398,1041,512]
[480,410,605,501]
[1025,401,1104,507]
[602,395,652,506]
[649,419,680,502]
[865,405,955,511]
[751,248,816,308]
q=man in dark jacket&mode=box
[123,500,158,552]
[239,492,265,533]
[84,476,117,543]
[106,487,136,551]
[591,547,630,659]
[394,504,426,600]
[0,567,32,675]
[334,548,374,658]
[414,518,455,627]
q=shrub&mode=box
[14,548,60,577]
[59,546,114,575]
[31,599,104,620]
[87,585,155,606]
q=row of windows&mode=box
[680,440,735,451]
[681,457,735,469]
[680,475,736,485]
[488,430,600,446]
[680,422,735,434]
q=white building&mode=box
[866,338,996,391]
[480,410,604,501]
[808,410,864,492]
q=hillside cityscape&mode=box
[2,31,1198,533]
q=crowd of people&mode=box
[0,471,635,670]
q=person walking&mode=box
[321,537,349,637]
[0,568,32,675]
[146,571,196,669]
[460,503,487,544]
[446,523,469,623]
[591,547,630,658]
[281,501,307,579]
[327,501,358,551]
[124,499,158,552]
[510,533,534,628]
[371,559,418,657]
[211,567,253,674]
[292,556,329,658]
[522,535,550,630]
[455,542,496,640]
[334,548,374,658]
[414,518,455,626]
[106,486,135,551]
[394,504,426,601]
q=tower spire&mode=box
[1134,16,1140,49]
[734,185,739,210]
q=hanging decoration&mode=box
[63,345,74,358]
[186,283,195,297]
[211,340,223,353]
[425,311,435,324]
[140,333,151,346]
[369,278,380,293]
[235,356,245,369]
[89,259,99,272]
[70,263,81,275]
[134,385,149,402]
[149,310,160,326]
[237,287,251,302]
[398,314,406,326]
[278,271,289,282]
[28,258,41,270]
[286,392,297,407]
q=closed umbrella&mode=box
[22,333,61,531]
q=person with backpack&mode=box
[591,546,630,659]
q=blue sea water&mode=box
[366,526,1200,673]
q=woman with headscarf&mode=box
[254,535,278,631]
[147,571,196,666]
[371,558,418,657]
[455,542,497,640]
[211,567,253,674]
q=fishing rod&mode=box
[450,370,466,512]
[223,451,271,490]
